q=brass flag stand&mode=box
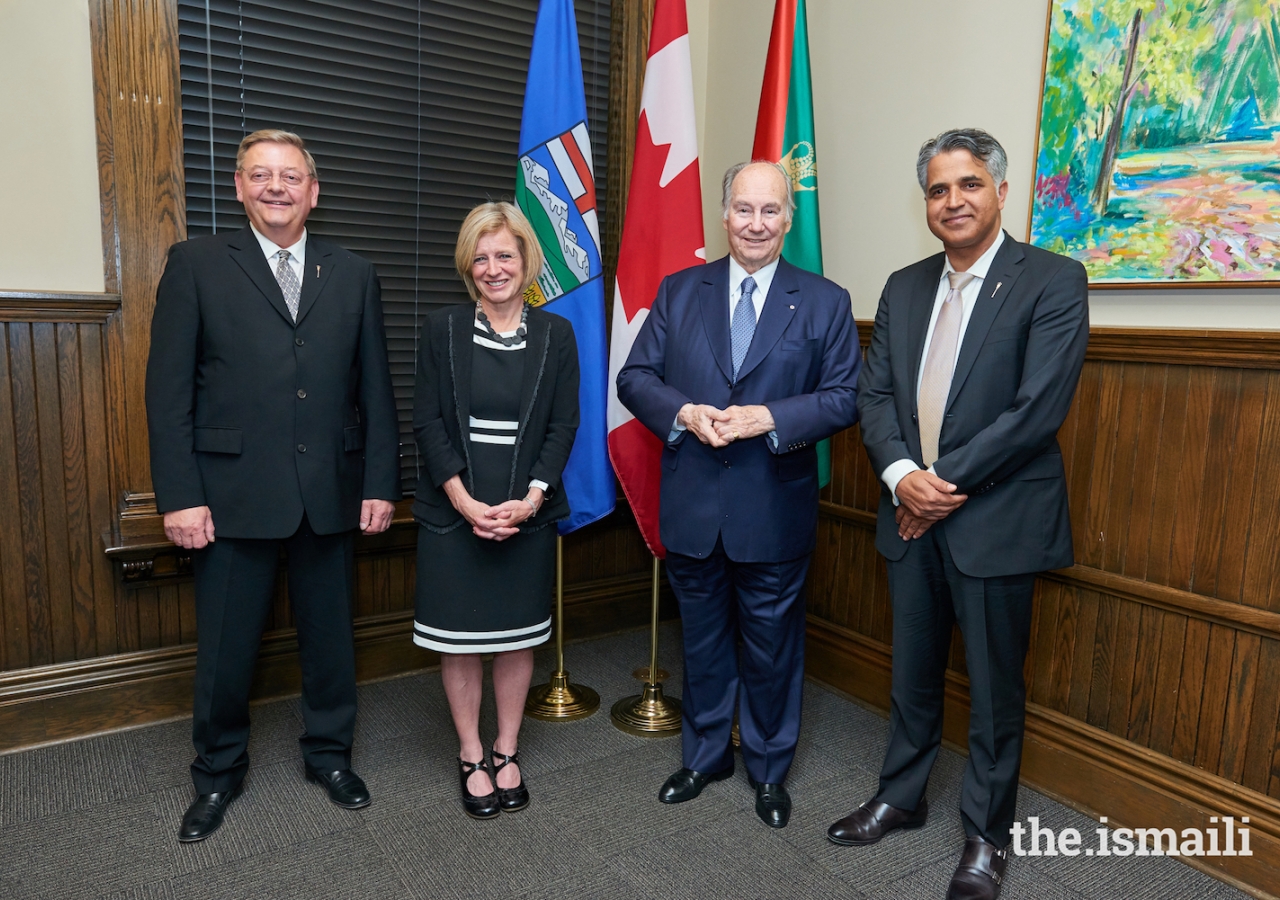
[525,537,600,721]
[610,556,682,735]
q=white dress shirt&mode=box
[250,222,307,280]
[881,231,1006,502]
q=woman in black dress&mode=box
[411,202,579,819]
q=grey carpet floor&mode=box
[0,624,1249,900]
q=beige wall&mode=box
[688,0,1280,327]
[0,0,104,294]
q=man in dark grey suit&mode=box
[826,129,1088,900]
[146,130,401,842]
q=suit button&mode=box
[297,389,307,399]
[723,460,731,469]
[295,337,304,346]
[297,444,306,453]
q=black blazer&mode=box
[857,233,1089,578]
[145,226,402,539]
[411,304,580,530]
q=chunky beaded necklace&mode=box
[475,301,528,347]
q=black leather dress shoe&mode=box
[490,747,529,813]
[305,767,372,809]
[946,836,1009,900]
[749,778,791,829]
[657,765,734,804]
[178,788,238,842]
[826,797,928,845]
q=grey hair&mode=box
[916,129,1008,193]
[721,161,795,220]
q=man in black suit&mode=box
[826,130,1088,899]
[146,130,401,842]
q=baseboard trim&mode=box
[805,617,1280,899]
[0,572,673,754]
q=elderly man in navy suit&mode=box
[617,161,860,829]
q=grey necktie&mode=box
[731,275,758,382]
[918,271,975,467]
[275,249,301,322]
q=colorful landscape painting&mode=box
[1030,0,1280,285]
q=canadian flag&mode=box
[606,0,706,559]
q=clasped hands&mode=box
[894,469,968,541]
[445,475,541,541]
[162,498,395,550]
[677,402,774,448]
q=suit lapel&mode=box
[945,232,1025,412]
[698,257,733,383]
[907,254,946,414]
[517,311,550,430]
[227,227,294,325]
[449,309,473,434]
[294,237,334,325]
[734,258,799,383]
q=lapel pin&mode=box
[789,304,795,310]
[992,281,1002,298]
[316,264,321,278]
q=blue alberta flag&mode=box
[517,0,614,535]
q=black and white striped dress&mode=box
[412,317,555,654]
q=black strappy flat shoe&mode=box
[490,747,529,812]
[457,756,500,820]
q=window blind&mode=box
[177,0,610,491]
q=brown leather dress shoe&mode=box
[826,797,928,845]
[946,835,1009,900]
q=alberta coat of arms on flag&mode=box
[515,122,603,307]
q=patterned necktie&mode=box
[275,249,301,322]
[918,271,976,467]
[731,275,758,382]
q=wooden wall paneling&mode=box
[92,0,186,513]
[1126,605,1162,746]
[1146,363,1192,588]
[1147,608,1188,757]
[1100,362,1142,573]
[1221,632,1262,785]
[1079,361,1122,572]
[1192,367,1242,599]
[0,328,31,672]
[1169,367,1216,592]
[1243,640,1280,795]
[32,323,77,663]
[1242,371,1280,612]
[1065,587,1100,722]
[1083,590,1117,730]
[1118,363,1166,580]
[1214,369,1267,603]
[56,324,100,660]
[9,324,55,668]
[1061,359,1101,559]
[1170,617,1212,766]
[1195,623,1237,775]
[78,322,119,657]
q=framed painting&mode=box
[1029,0,1280,286]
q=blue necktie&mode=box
[731,275,758,382]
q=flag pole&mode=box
[610,554,681,735]
[525,536,600,720]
